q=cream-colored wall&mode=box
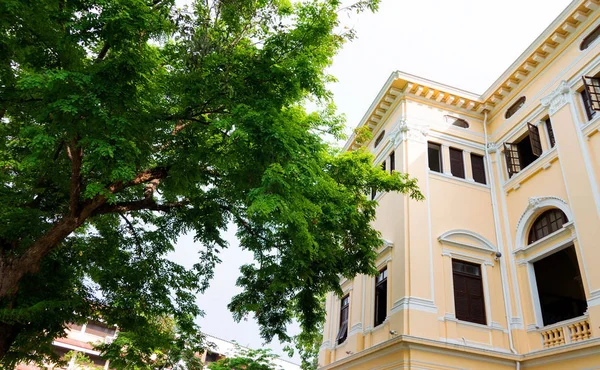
[320,3,600,368]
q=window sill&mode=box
[582,113,600,139]
[503,147,558,193]
[429,171,490,191]
[513,222,575,260]
[440,314,495,331]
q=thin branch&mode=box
[118,213,143,256]
[96,43,110,62]
[107,167,169,193]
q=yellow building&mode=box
[319,1,600,369]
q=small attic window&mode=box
[374,130,385,148]
[580,24,600,51]
[444,115,469,129]
[505,96,526,119]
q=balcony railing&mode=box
[540,316,591,349]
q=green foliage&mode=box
[63,351,94,369]
[0,0,419,368]
[208,345,282,370]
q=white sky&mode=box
[168,0,573,364]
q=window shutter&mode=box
[583,76,600,112]
[470,154,486,185]
[449,148,465,179]
[453,274,470,321]
[545,119,556,148]
[504,143,520,177]
[527,123,542,157]
[467,278,486,325]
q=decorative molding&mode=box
[390,297,437,315]
[377,239,393,256]
[486,142,498,153]
[320,340,332,350]
[510,317,524,329]
[514,196,572,250]
[541,80,570,115]
[349,322,363,337]
[438,229,497,255]
[526,324,539,332]
[587,289,600,307]
[441,248,494,266]
[389,117,429,145]
[513,222,575,258]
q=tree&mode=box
[208,346,282,370]
[0,0,422,366]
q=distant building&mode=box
[201,334,300,370]
[319,0,600,369]
[17,322,116,370]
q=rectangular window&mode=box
[374,268,388,327]
[452,260,486,325]
[504,123,542,178]
[449,147,465,179]
[545,118,555,148]
[389,151,395,173]
[470,154,486,185]
[533,246,586,326]
[582,75,600,120]
[427,142,442,173]
[336,295,350,344]
[381,160,386,172]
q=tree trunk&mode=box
[0,320,19,359]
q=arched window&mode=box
[505,96,526,119]
[444,115,469,128]
[580,24,600,51]
[528,209,568,244]
[374,130,385,148]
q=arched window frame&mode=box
[444,115,469,129]
[505,96,527,119]
[527,209,568,245]
[580,23,600,51]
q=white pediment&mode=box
[438,229,496,254]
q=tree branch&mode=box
[119,213,143,257]
[96,43,110,62]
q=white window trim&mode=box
[441,248,493,328]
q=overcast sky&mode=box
[168,0,573,364]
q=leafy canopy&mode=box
[0,0,421,367]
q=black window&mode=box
[445,115,469,129]
[370,188,376,201]
[374,130,385,148]
[380,160,386,172]
[505,96,526,119]
[205,351,220,363]
[428,142,442,173]
[337,295,350,344]
[449,147,465,179]
[582,75,600,120]
[389,151,395,173]
[374,268,388,327]
[504,123,543,177]
[470,154,486,185]
[545,118,555,148]
[534,246,586,326]
[580,24,600,51]
[528,209,567,244]
[452,260,486,325]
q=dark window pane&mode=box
[534,246,587,326]
[452,260,486,325]
[504,142,521,177]
[516,135,537,169]
[527,123,543,157]
[505,96,526,119]
[380,160,386,171]
[374,268,387,327]
[338,295,350,344]
[445,115,469,128]
[389,151,395,173]
[374,130,385,148]
[582,76,600,118]
[470,153,486,184]
[580,24,600,51]
[528,209,567,244]
[428,142,442,173]
[449,147,465,179]
[581,89,597,121]
[546,119,556,148]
